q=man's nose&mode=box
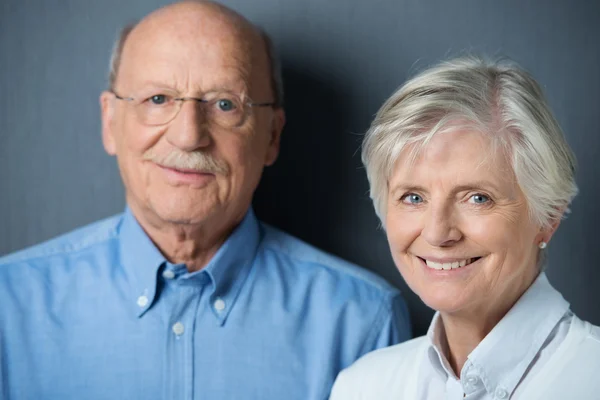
[165,100,211,151]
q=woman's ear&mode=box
[537,207,567,245]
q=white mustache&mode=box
[143,150,230,175]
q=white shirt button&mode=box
[214,298,226,312]
[162,270,175,279]
[496,388,508,399]
[137,295,149,308]
[465,375,479,385]
[172,322,185,336]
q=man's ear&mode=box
[264,108,285,167]
[100,91,117,155]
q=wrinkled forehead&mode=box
[116,12,266,96]
[390,128,516,188]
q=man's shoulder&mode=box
[258,222,399,296]
[0,213,123,268]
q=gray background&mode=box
[1,0,599,336]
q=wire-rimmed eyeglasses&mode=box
[111,89,276,128]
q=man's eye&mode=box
[401,193,423,204]
[217,99,236,111]
[469,194,490,204]
[149,95,168,105]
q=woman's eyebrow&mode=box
[452,181,502,192]
[388,183,428,197]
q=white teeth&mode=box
[426,261,443,270]
[424,258,474,270]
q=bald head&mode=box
[108,1,283,105]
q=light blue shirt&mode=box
[0,208,410,400]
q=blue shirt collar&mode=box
[197,208,261,325]
[118,207,166,318]
[118,207,261,323]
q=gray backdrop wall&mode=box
[1,0,599,336]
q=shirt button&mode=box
[172,322,185,336]
[137,295,149,307]
[495,388,508,399]
[162,270,175,279]
[465,375,479,385]
[214,298,226,312]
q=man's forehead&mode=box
[128,9,252,59]
[112,1,271,97]
[119,22,253,87]
[120,63,251,95]
[124,31,252,68]
[125,1,257,59]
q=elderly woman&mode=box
[330,56,600,399]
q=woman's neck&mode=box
[440,309,505,375]
[439,273,540,376]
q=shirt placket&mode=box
[461,363,486,399]
[445,376,466,400]
[163,280,204,400]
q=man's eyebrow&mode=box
[126,77,252,99]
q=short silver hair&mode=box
[362,55,578,229]
[107,22,284,107]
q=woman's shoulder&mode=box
[353,335,429,370]
[329,336,429,400]
[520,315,600,399]
[567,314,600,354]
[542,314,600,375]
[570,316,600,363]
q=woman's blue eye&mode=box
[402,194,423,204]
[217,99,235,111]
[150,95,167,105]
[470,194,489,204]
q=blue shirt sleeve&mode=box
[364,293,412,353]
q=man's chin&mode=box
[155,207,216,225]
[136,200,220,228]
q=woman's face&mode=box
[385,129,555,318]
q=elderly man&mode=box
[0,1,410,399]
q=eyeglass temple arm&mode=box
[111,92,134,101]
[249,102,278,107]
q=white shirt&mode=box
[330,273,600,399]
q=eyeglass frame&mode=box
[109,89,278,127]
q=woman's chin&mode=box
[417,288,473,315]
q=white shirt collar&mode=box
[426,272,570,397]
